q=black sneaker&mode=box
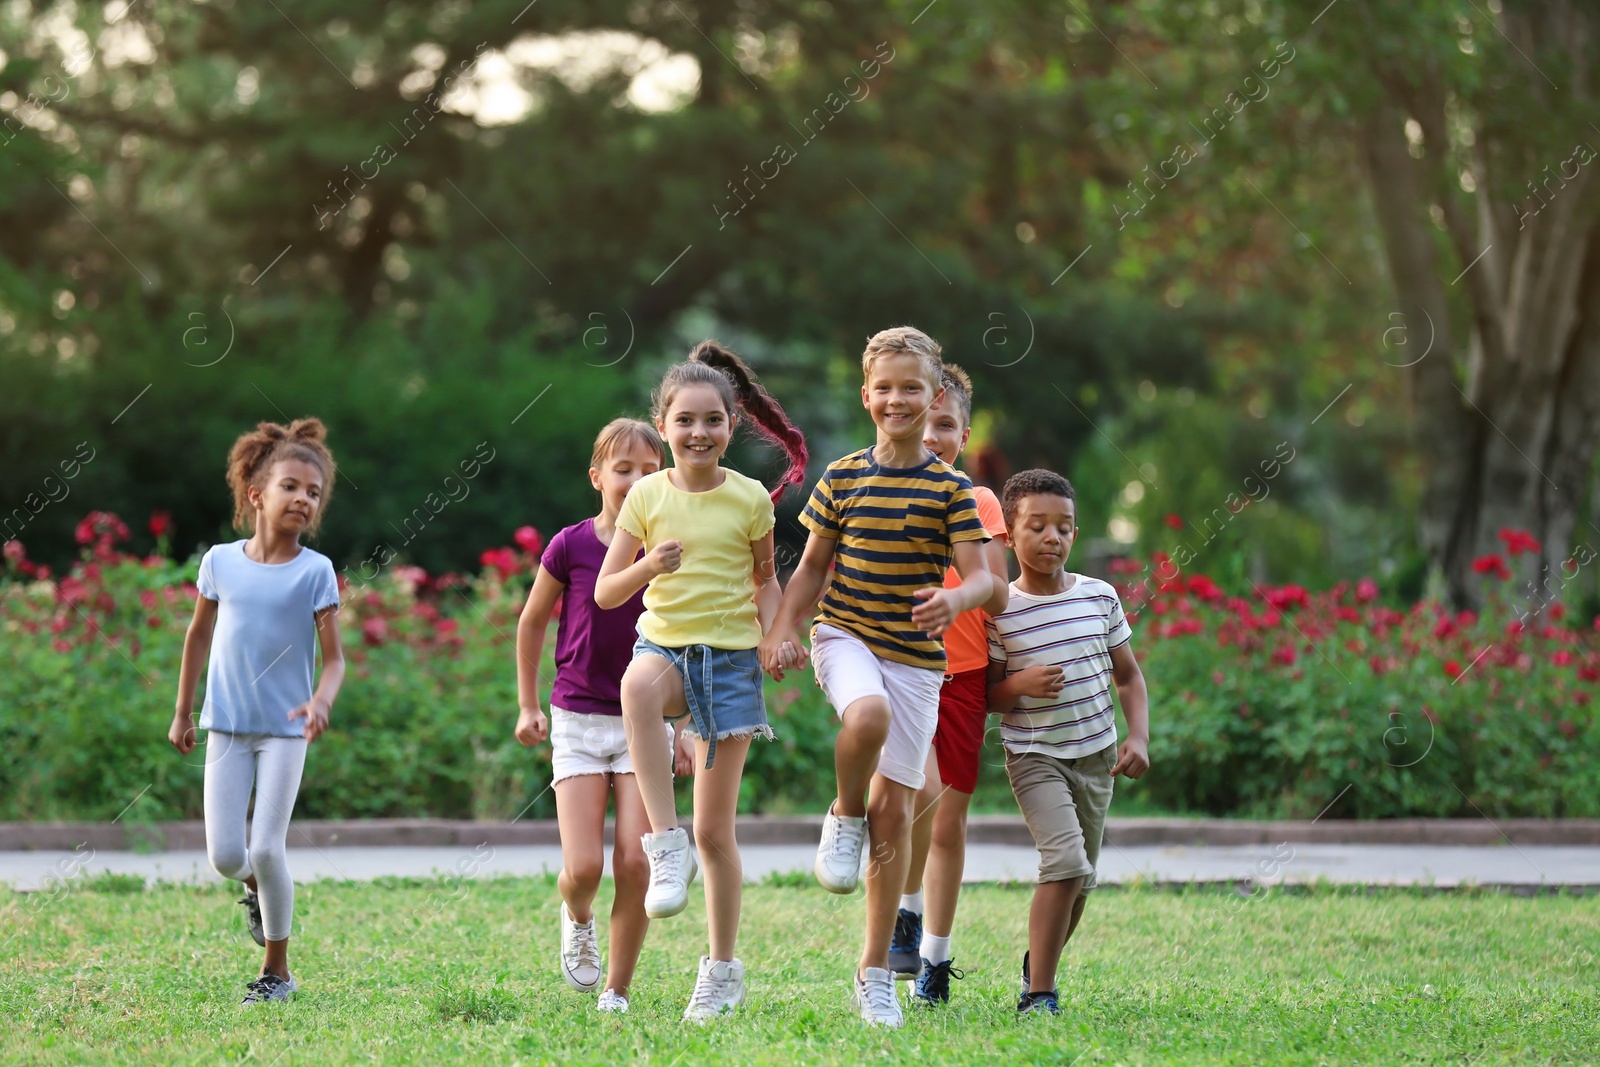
[239,890,266,947]
[913,956,964,1005]
[888,908,923,979]
[1017,989,1061,1015]
[241,971,297,1006]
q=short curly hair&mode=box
[1001,468,1076,528]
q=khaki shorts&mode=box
[1005,743,1117,887]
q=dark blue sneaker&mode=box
[1017,989,1061,1015]
[888,908,923,979]
[913,956,964,1005]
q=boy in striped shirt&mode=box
[985,468,1150,1016]
[762,326,1007,1028]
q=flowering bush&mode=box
[1,517,1595,821]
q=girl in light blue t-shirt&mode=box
[167,417,345,1007]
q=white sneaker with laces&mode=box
[682,956,745,1022]
[853,966,903,1028]
[597,988,629,1013]
[814,804,867,893]
[559,902,602,992]
[643,827,699,918]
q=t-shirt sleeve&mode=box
[540,528,571,585]
[615,478,650,542]
[798,470,839,539]
[946,476,990,544]
[196,548,220,601]
[312,557,340,613]
[985,614,1006,663]
[1107,588,1132,649]
[975,485,1006,538]
[748,482,776,542]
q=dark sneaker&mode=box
[913,957,964,1005]
[241,972,296,1006]
[888,908,923,979]
[239,890,266,947]
[1017,990,1061,1015]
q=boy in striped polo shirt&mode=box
[761,326,1007,1028]
[985,468,1150,1016]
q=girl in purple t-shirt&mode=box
[513,418,691,1014]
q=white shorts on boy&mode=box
[810,623,943,790]
[550,706,673,784]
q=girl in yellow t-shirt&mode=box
[595,340,807,1021]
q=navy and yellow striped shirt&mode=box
[800,447,990,669]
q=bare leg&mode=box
[923,787,972,940]
[1027,875,1086,994]
[554,775,610,923]
[620,654,688,833]
[693,735,751,962]
[858,773,913,974]
[605,773,652,994]
[903,748,944,897]
[833,696,890,818]
[263,938,289,981]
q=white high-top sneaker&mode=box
[682,956,746,1022]
[642,827,699,918]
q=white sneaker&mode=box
[559,902,602,992]
[597,988,629,1013]
[853,966,903,1028]
[814,804,867,893]
[643,827,699,918]
[682,956,745,1022]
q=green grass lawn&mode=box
[2,874,1595,1065]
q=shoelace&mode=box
[687,968,733,1014]
[891,910,918,949]
[859,973,898,1018]
[244,974,285,999]
[826,817,866,862]
[564,920,600,972]
[652,842,688,884]
[922,959,965,996]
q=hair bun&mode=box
[289,417,327,444]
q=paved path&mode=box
[5,842,1597,892]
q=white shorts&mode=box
[550,707,674,785]
[810,623,944,790]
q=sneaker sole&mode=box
[813,856,860,894]
[561,966,602,993]
[888,956,921,981]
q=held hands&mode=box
[758,627,808,681]
[288,697,330,743]
[646,539,683,577]
[1013,664,1066,700]
[168,710,197,755]
[1111,735,1150,779]
[515,706,549,747]
[673,726,696,777]
[910,587,961,637]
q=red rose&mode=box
[1443,659,1463,679]
[514,525,544,557]
[149,510,172,539]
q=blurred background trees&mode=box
[1,0,1595,613]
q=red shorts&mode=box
[930,667,989,795]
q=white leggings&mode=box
[203,732,307,942]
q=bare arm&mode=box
[168,596,218,753]
[980,536,1010,615]
[514,565,564,746]
[751,531,782,636]
[594,528,676,609]
[911,539,1008,636]
[289,603,346,743]
[986,656,1064,716]
[758,531,836,675]
[1109,641,1150,778]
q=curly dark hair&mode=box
[1001,468,1075,528]
[225,417,336,534]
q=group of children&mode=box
[166,326,1151,1023]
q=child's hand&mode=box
[759,627,807,681]
[288,698,330,743]
[1013,664,1066,700]
[168,710,196,755]
[1111,736,1149,779]
[910,587,960,636]
[515,706,548,747]
[646,539,683,577]
[673,726,696,777]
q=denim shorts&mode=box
[631,635,773,769]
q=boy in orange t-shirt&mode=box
[889,365,1010,1003]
